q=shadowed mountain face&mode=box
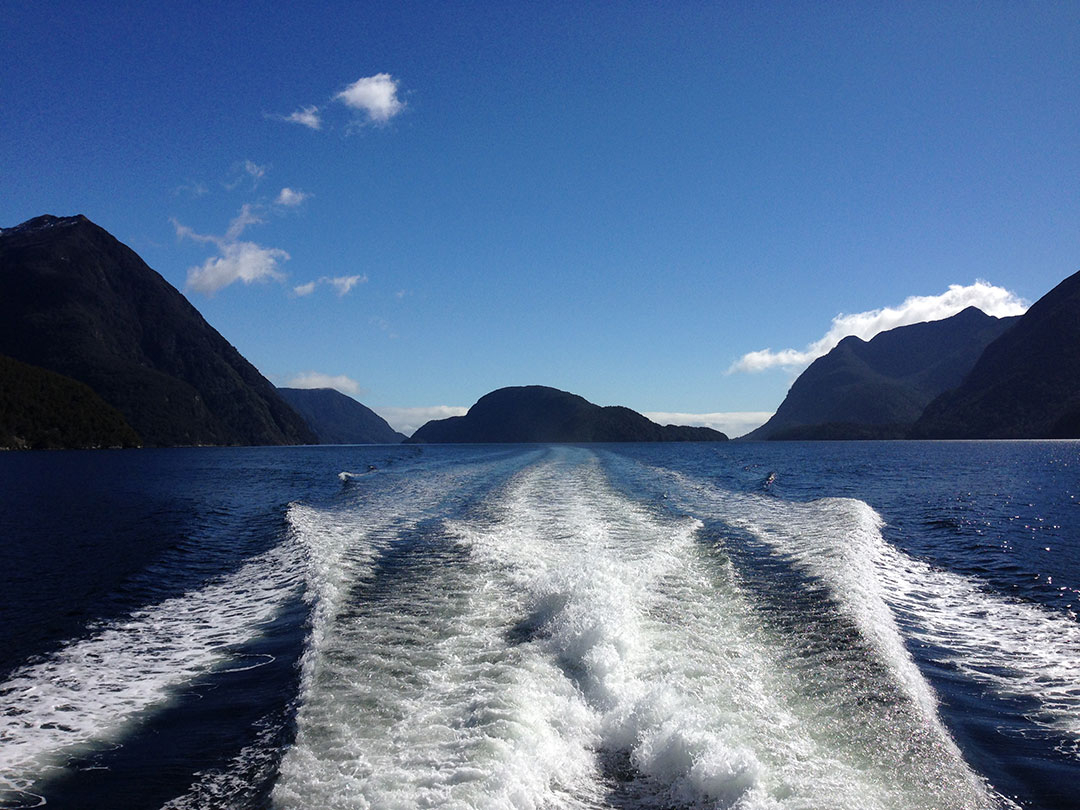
[277,388,405,444]
[743,307,1018,440]
[0,353,141,449]
[0,215,316,447]
[914,270,1080,439]
[407,385,728,443]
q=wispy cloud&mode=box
[171,219,214,245]
[327,274,366,296]
[225,159,270,191]
[225,203,263,239]
[372,405,467,436]
[275,187,311,207]
[335,73,405,124]
[284,372,364,397]
[729,281,1029,374]
[244,160,267,182]
[643,411,775,438]
[274,105,322,130]
[292,274,368,298]
[174,180,209,198]
[369,316,398,339]
[173,205,289,295]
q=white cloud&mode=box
[174,206,289,295]
[186,241,289,295]
[225,203,263,240]
[327,274,366,296]
[284,372,364,397]
[728,281,1029,374]
[225,160,270,190]
[335,73,405,124]
[282,105,322,130]
[244,160,268,182]
[275,187,311,207]
[170,218,215,245]
[643,411,775,438]
[292,274,368,298]
[372,405,468,436]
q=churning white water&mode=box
[273,447,1006,809]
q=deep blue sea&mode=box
[1,442,1077,809]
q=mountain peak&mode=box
[914,269,1080,438]
[1,214,91,238]
[0,214,317,446]
[742,307,1018,439]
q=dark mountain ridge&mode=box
[407,386,728,443]
[744,307,1018,440]
[913,270,1080,438]
[277,387,405,444]
[0,214,316,446]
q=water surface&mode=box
[0,442,1076,809]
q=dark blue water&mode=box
[0,442,1076,809]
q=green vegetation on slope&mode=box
[0,354,141,449]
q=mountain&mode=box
[743,307,1018,440]
[913,270,1080,438]
[407,386,728,443]
[0,353,141,449]
[0,214,317,447]
[277,387,406,444]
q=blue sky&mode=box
[3,2,1078,435]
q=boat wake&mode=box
[274,447,1008,809]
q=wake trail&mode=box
[457,447,996,809]
[0,536,306,804]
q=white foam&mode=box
[659,462,1080,764]
[274,452,601,809]
[278,447,1015,807]
[446,449,994,808]
[0,537,305,795]
[738,497,943,719]
[883,541,1080,758]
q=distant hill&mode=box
[0,353,141,449]
[277,387,405,444]
[407,386,728,443]
[743,307,1018,440]
[913,270,1080,438]
[0,215,316,447]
